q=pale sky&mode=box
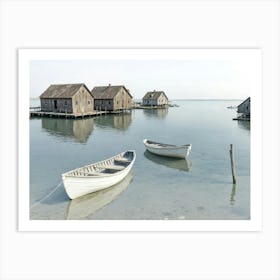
[30,59,256,100]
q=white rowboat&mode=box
[143,139,191,159]
[62,150,136,199]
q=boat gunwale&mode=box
[62,150,136,178]
[143,139,191,150]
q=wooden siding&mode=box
[94,99,113,111]
[72,85,94,114]
[143,99,157,106]
[237,98,250,114]
[157,93,168,105]
[113,88,132,110]
[40,98,73,113]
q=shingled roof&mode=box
[91,85,132,99]
[143,90,168,100]
[40,83,91,99]
[237,97,250,108]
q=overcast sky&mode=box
[30,59,256,100]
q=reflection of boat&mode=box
[143,139,191,159]
[41,118,94,143]
[62,150,136,199]
[66,172,133,219]
[144,151,191,172]
[94,113,132,131]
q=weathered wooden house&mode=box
[237,97,250,119]
[40,83,93,114]
[142,90,168,106]
[91,84,133,111]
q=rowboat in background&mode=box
[143,139,191,159]
[62,150,136,199]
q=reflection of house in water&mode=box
[94,113,132,131]
[41,118,94,143]
[143,108,168,119]
[237,120,250,132]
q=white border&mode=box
[19,48,262,232]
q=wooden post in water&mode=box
[230,144,237,184]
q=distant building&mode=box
[142,90,168,106]
[237,97,250,119]
[91,84,133,111]
[40,84,93,114]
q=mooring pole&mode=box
[230,144,237,184]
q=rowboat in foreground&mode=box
[62,150,136,199]
[143,139,191,159]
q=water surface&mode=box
[30,100,250,220]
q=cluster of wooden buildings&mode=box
[38,83,169,117]
[40,83,133,114]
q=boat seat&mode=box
[86,172,102,176]
[104,165,125,170]
[74,171,101,176]
[114,158,131,163]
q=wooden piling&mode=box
[230,144,237,184]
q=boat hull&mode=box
[62,151,135,199]
[143,139,191,159]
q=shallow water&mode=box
[30,100,250,220]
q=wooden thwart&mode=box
[114,157,131,163]
[103,165,125,171]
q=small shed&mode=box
[40,84,93,114]
[91,84,133,111]
[237,97,250,118]
[142,90,168,106]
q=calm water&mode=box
[30,100,250,220]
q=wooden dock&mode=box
[30,108,131,119]
[132,105,169,109]
[232,117,250,121]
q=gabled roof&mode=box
[237,97,250,108]
[40,83,91,99]
[143,90,168,100]
[91,85,132,99]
